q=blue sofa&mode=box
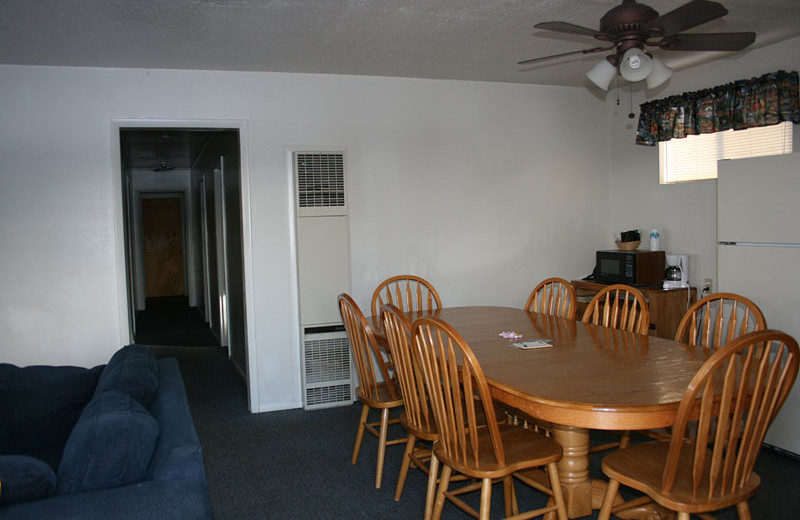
[0,345,212,520]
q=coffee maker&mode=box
[663,254,690,289]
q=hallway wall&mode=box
[194,131,247,378]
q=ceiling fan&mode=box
[153,160,175,172]
[519,0,756,90]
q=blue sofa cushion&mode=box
[0,364,103,471]
[56,391,159,494]
[94,344,159,408]
[0,455,57,505]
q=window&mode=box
[659,121,793,184]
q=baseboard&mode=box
[762,442,800,461]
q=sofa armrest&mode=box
[146,358,207,482]
[0,479,212,520]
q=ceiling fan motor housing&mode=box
[598,0,659,54]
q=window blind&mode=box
[659,122,793,183]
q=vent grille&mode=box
[303,331,353,409]
[304,336,351,384]
[296,153,345,208]
[306,384,353,408]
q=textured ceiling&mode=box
[2,0,799,88]
[8,1,799,169]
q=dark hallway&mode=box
[135,296,219,347]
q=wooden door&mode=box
[142,197,185,298]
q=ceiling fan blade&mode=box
[518,46,612,66]
[660,32,756,52]
[534,21,601,38]
[643,0,728,37]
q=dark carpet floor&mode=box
[156,346,800,520]
[135,296,219,347]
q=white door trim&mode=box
[110,118,259,412]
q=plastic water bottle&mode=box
[649,229,661,251]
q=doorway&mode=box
[119,127,246,364]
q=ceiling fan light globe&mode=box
[646,57,673,88]
[586,59,617,91]
[619,48,652,82]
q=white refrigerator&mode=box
[717,153,800,455]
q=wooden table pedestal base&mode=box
[547,425,672,520]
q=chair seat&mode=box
[355,382,403,409]
[602,441,762,514]
[434,423,562,480]
[401,403,508,443]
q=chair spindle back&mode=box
[525,277,577,319]
[663,330,799,499]
[412,317,505,468]
[674,292,767,349]
[381,304,435,435]
[371,275,442,317]
[582,284,650,335]
[338,293,398,401]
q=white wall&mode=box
[607,36,800,292]
[0,65,610,411]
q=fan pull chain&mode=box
[628,82,635,119]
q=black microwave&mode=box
[593,250,665,285]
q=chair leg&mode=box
[677,513,691,520]
[375,407,390,489]
[546,462,568,520]
[736,500,753,520]
[597,478,620,520]
[479,477,492,520]
[432,464,452,520]
[503,475,517,517]
[619,430,631,449]
[423,453,439,520]
[352,403,370,464]
[395,433,417,501]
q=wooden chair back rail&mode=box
[675,292,767,349]
[525,277,577,319]
[413,318,505,468]
[371,275,442,317]
[381,305,434,433]
[338,294,398,401]
[663,331,799,498]
[582,284,650,335]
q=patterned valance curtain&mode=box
[636,70,799,146]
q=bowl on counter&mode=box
[615,240,640,251]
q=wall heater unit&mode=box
[302,324,353,409]
[294,151,354,410]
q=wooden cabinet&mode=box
[571,280,696,340]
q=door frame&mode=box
[110,118,259,412]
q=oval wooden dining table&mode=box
[369,306,711,519]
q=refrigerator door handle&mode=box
[718,241,800,248]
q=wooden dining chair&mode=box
[524,277,577,319]
[337,293,407,489]
[639,293,769,443]
[371,275,442,317]
[412,316,567,520]
[510,277,577,432]
[381,304,440,520]
[675,292,767,349]
[581,284,650,451]
[581,283,650,335]
[598,330,799,520]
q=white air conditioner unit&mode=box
[302,325,354,409]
